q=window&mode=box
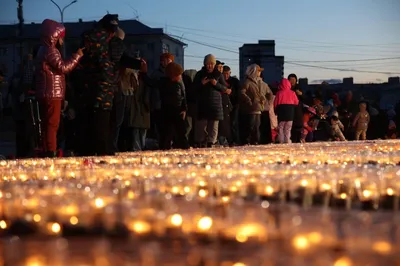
[175,47,180,57]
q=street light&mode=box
[49,0,78,57]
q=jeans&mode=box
[133,128,147,151]
[278,121,293,143]
[195,120,219,145]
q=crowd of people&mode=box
[1,14,400,158]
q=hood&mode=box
[41,19,65,47]
[184,69,197,82]
[278,78,292,91]
[245,64,259,80]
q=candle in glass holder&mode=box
[313,183,332,206]
[47,222,62,236]
[380,188,398,210]
[165,213,183,237]
[129,220,152,236]
[360,189,378,211]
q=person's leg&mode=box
[239,114,252,145]
[284,121,293,143]
[230,106,240,145]
[159,113,174,150]
[41,99,62,155]
[194,119,207,146]
[253,114,261,144]
[111,92,126,153]
[278,121,285,144]
[92,109,111,155]
[174,113,189,149]
[140,129,147,150]
[132,128,140,151]
[185,115,192,141]
[361,129,367,140]
[355,130,361,140]
[206,120,219,145]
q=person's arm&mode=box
[214,74,227,92]
[240,81,252,106]
[179,82,187,112]
[47,47,82,74]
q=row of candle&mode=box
[0,140,400,265]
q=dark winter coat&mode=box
[218,92,232,138]
[159,77,187,112]
[194,67,227,121]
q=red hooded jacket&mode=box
[35,19,82,100]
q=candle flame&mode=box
[197,216,213,231]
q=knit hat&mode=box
[204,54,216,65]
[165,62,184,79]
[160,53,174,62]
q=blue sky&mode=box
[1,0,400,83]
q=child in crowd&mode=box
[353,101,370,140]
[330,115,346,141]
[301,106,317,143]
[273,78,299,143]
[158,62,189,150]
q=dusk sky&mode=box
[1,0,400,83]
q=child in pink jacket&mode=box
[273,78,299,143]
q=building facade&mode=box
[0,19,186,78]
[239,40,284,84]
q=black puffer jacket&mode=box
[159,77,187,112]
[194,68,227,121]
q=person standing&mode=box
[288,73,303,143]
[158,62,189,150]
[80,14,143,155]
[150,53,175,145]
[34,19,83,157]
[215,60,232,146]
[239,64,266,145]
[193,54,229,147]
[274,78,299,144]
[223,65,241,145]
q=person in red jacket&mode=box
[35,19,83,157]
[273,78,299,143]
